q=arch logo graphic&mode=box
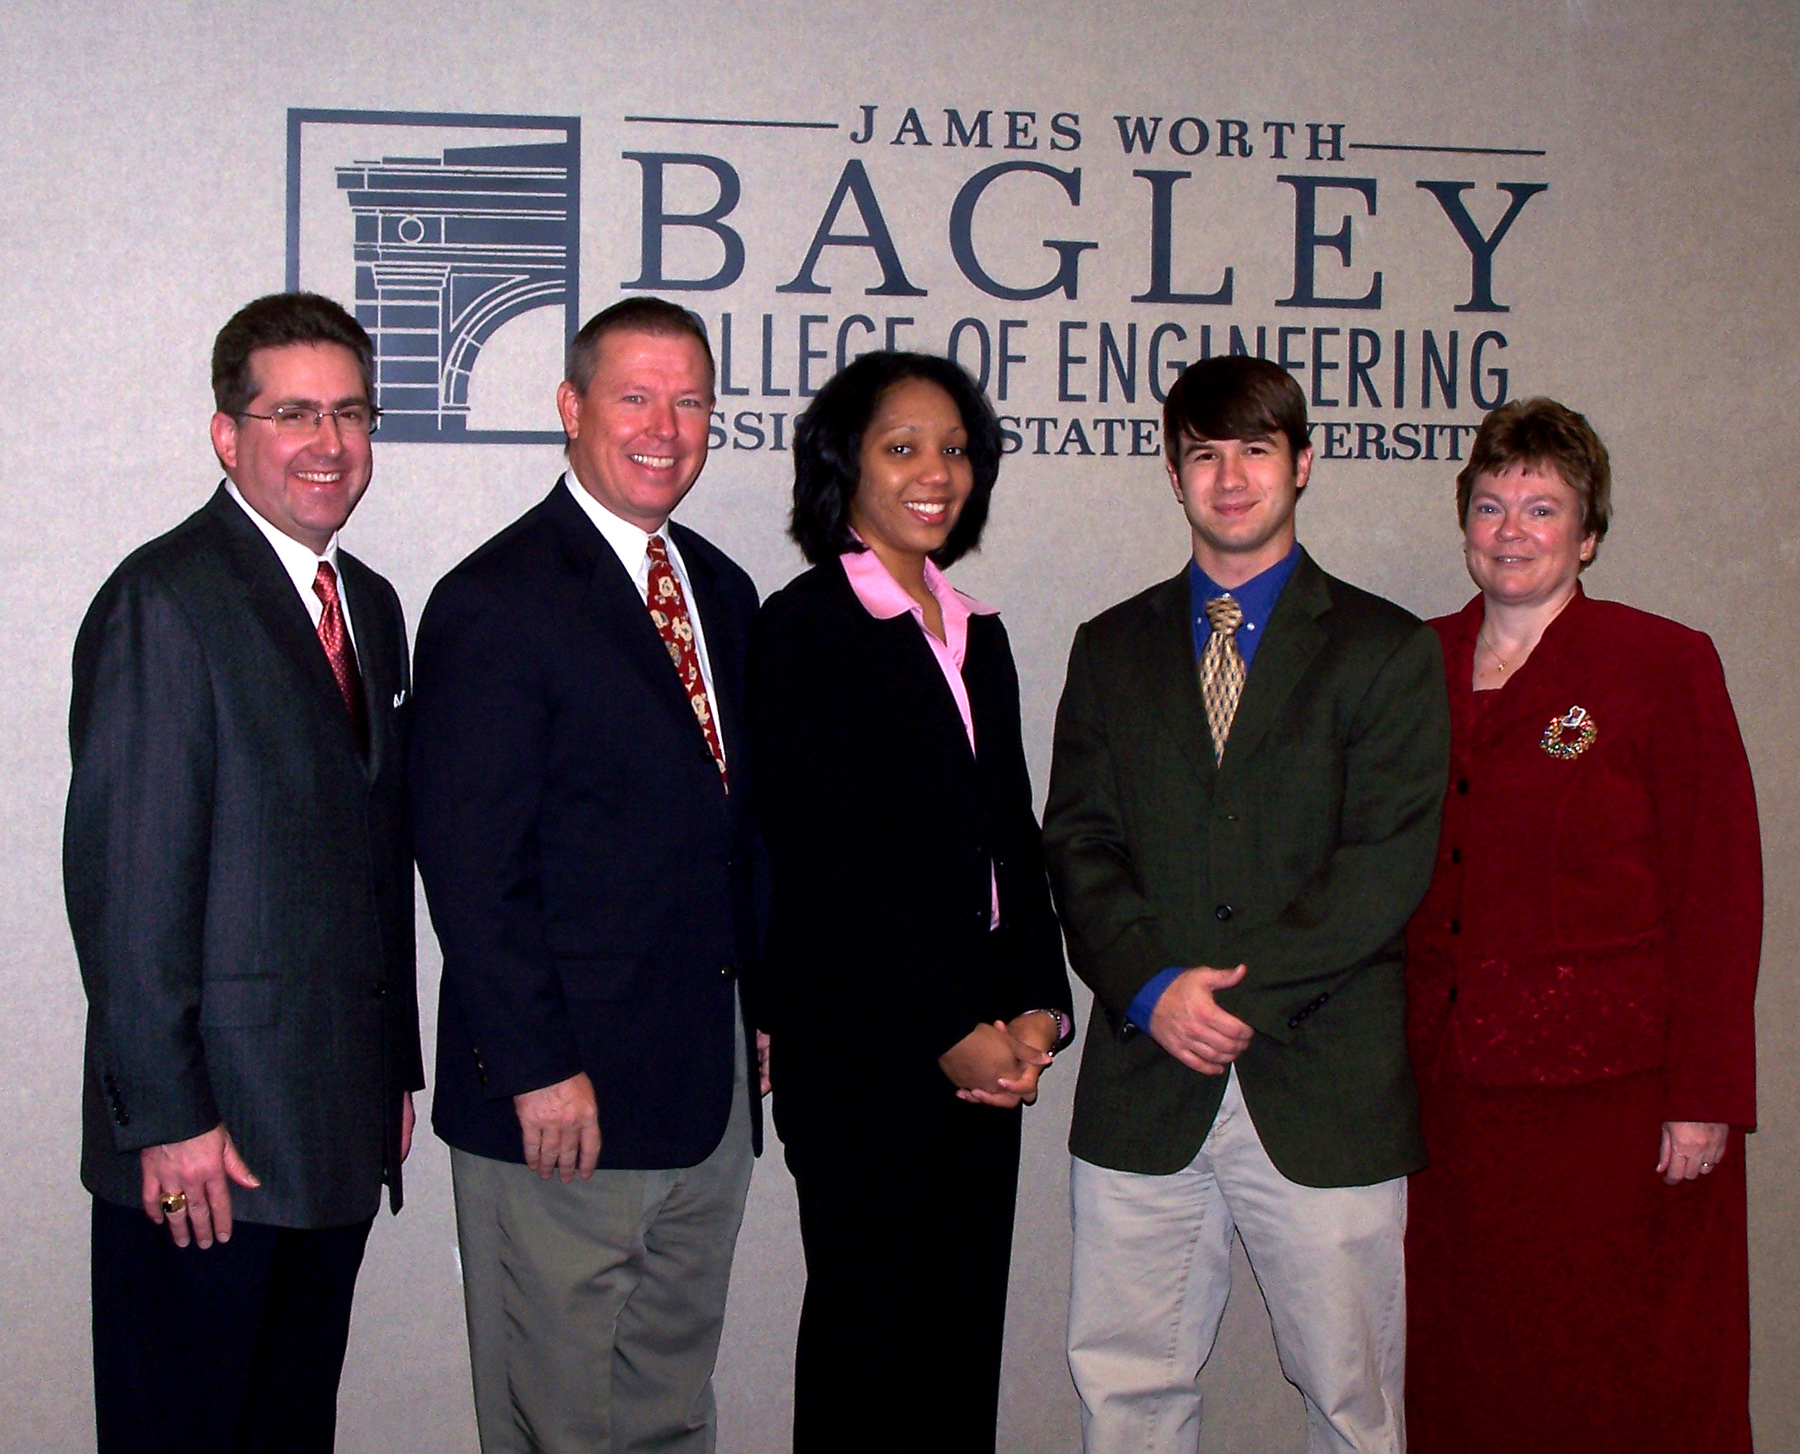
[286,109,579,443]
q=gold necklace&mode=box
[1477,631,1523,674]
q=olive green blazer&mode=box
[1043,550,1449,1186]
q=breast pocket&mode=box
[198,975,283,1028]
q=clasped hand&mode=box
[940,1013,1059,1109]
[1149,963,1254,1074]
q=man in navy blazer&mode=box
[411,297,764,1453]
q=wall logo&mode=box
[286,109,579,443]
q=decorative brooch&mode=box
[1541,704,1597,759]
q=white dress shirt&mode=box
[223,478,357,650]
[560,474,724,764]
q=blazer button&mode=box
[1456,778,1470,794]
[720,964,736,980]
[1287,1015,1302,1029]
[1448,985,1459,1003]
[371,982,388,998]
[1450,848,1462,864]
[1214,904,1234,921]
[1450,919,1461,934]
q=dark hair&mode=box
[211,292,373,416]
[789,351,1002,567]
[1456,397,1611,568]
[565,296,715,394]
[1162,355,1309,464]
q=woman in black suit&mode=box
[749,351,1072,1452]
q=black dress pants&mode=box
[787,1094,1023,1454]
[91,1195,372,1454]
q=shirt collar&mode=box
[223,478,339,596]
[839,540,997,624]
[1189,540,1301,630]
[562,472,668,573]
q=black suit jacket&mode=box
[411,481,763,1169]
[1044,550,1448,1186]
[65,487,422,1227]
[747,560,1071,1150]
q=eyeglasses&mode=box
[238,404,381,436]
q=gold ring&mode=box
[1701,1162,1713,1172]
[160,1191,188,1217]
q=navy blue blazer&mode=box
[411,481,763,1168]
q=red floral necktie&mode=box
[312,560,368,749]
[645,535,728,789]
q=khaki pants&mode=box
[1068,1069,1407,1454]
[451,1028,752,1454]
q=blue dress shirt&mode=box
[1126,542,1302,1031]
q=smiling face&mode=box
[1167,430,1312,586]
[209,342,373,553]
[1462,461,1596,608]
[847,377,976,571]
[557,328,715,531]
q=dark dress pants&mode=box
[92,1195,373,1454]
[787,1090,1023,1454]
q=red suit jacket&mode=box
[1406,588,1760,1126]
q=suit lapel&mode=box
[544,486,728,796]
[336,553,397,782]
[963,614,1010,768]
[672,521,748,776]
[1218,550,1331,773]
[1135,571,1218,781]
[204,490,367,763]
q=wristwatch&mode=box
[1026,1007,1074,1052]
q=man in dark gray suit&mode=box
[64,292,423,1454]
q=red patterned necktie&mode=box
[312,560,368,748]
[644,534,728,790]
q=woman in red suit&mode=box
[1404,398,1760,1452]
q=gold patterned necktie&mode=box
[644,534,729,790]
[1200,593,1247,763]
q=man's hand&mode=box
[1658,1121,1729,1185]
[756,1030,772,1097]
[1148,964,1254,1075]
[140,1124,261,1249]
[514,1072,601,1182]
[400,1090,416,1162]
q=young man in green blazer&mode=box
[1044,356,1449,1454]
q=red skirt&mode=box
[1406,1065,1751,1453]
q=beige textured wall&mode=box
[2,3,1795,1450]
